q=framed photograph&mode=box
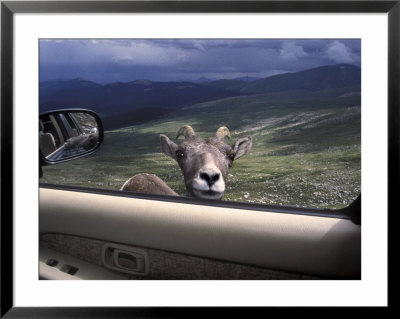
[1,0,395,316]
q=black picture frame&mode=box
[1,1,396,317]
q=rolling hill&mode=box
[41,87,361,209]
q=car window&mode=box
[39,39,361,210]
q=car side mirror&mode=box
[39,109,104,166]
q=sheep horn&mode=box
[176,125,196,139]
[216,126,231,139]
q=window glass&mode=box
[40,39,361,209]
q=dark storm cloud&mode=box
[39,39,361,83]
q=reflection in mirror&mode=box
[39,111,100,162]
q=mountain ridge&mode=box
[39,64,361,130]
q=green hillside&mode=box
[41,91,361,210]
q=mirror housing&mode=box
[39,109,104,167]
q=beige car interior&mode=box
[39,187,361,280]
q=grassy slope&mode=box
[41,92,361,209]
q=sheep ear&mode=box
[232,136,252,160]
[160,134,178,160]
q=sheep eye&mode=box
[176,150,184,160]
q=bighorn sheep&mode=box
[121,125,252,200]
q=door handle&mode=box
[113,249,145,273]
[102,243,149,276]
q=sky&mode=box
[39,39,361,84]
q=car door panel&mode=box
[39,187,361,279]
[40,234,320,280]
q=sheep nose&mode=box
[200,171,220,186]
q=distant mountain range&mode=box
[40,64,361,130]
[40,79,244,127]
[40,78,102,97]
[241,64,360,94]
[187,76,261,83]
[203,64,361,94]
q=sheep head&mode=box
[160,125,252,200]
